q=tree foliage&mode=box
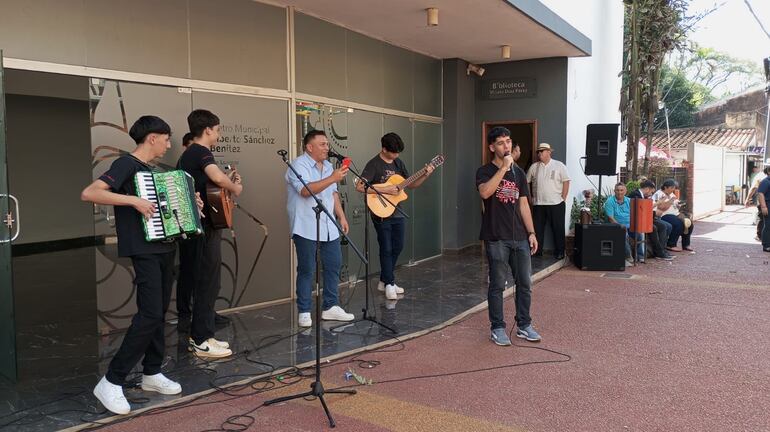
[653,64,715,129]
[620,0,705,180]
[669,43,763,97]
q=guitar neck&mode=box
[398,166,429,189]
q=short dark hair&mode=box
[661,179,678,190]
[640,179,656,190]
[182,132,194,147]
[303,130,327,147]
[128,115,171,144]
[764,166,770,175]
[187,109,220,138]
[615,182,626,188]
[487,126,510,145]
[381,132,405,153]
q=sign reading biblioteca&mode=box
[481,78,537,99]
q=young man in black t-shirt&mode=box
[177,109,242,359]
[358,132,433,300]
[476,127,540,346]
[82,116,189,414]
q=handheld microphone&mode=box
[504,152,514,172]
[327,149,346,160]
[342,157,351,169]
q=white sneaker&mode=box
[141,373,182,395]
[209,338,230,349]
[625,260,634,267]
[188,337,229,350]
[321,305,354,321]
[385,284,399,300]
[298,312,312,327]
[377,281,404,294]
[93,376,130,415]
[189,338,233,359]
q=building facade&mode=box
[0,0,622,380]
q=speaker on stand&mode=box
[583,123,620,218]
[573,123,624,271]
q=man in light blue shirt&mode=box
[285,130,354,327]
[604,182,641,264]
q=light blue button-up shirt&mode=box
[285,152,340,241]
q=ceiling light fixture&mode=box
[501,45,511,60]
[427,7,439,26]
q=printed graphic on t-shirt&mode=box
[381,169,396,183]
[495,179,520,204]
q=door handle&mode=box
[0,194,20,243]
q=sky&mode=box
[686,0,770,95]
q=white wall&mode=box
[689,143,725,219]
[723,153,742,188]
[538,0,625,229]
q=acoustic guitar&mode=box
[366,154,445,218]
[206,166,237,229]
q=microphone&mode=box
[327,149,346,160]
[504,152,514,172]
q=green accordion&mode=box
[134,170,203,242]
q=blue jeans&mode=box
[626,231,644,260]
[372,217,405,285]
[293,234,342,313]
[662,214,692,248]
[484,240,533,330]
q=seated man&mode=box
[628,180,674,261]
[604,182,642,266]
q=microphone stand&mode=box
[333,158,408,335]
[264,150,366,428]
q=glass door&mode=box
[0,51,18,382]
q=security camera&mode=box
[467,63,485,77]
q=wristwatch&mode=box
[528,232,536,236]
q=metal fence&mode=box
[619,167,689,204]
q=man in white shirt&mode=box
[526,143,570,259]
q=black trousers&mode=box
[649,218,669,258]
[532,202,566,255]
[758,204,764,239]
[106,251,175,385]
[179,225,222,345]
[175,236,196,319]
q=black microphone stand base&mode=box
[263,381,356,428]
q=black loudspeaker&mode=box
[584,123,619,176]
[573,224,626,271]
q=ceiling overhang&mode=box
[263,0,591,63]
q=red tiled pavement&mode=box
[92,210,770,432]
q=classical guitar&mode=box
[366,154,445,218]
[206,165,237,229]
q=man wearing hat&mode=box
[526,143,570,259]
